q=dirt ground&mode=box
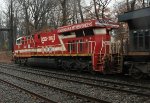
[0,51,13,63]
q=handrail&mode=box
[36,41,96,55]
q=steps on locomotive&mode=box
[96,53,122,74]
[97,54,105,65]
[112,54,122,73]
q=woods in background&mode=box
[0,0,149,50]
[1,0,113,36]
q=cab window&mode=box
[16,38,22,45]
[84,28,94,36]
[75,30,84,37]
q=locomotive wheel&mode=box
[90,69,96,75]
[88,64,95,75]
[130,67,143,79]
[18,59,21,65]
[74,62,82,73]
[77,66,82,73]
[14,59,18,64]
[61,61,69,71]
[23,59,28,66]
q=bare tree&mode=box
[93,0,99,19]
[59,0,68,26]
[99,0,111,18]
[93,0,111,19]
[126,0,130,11]
[77,0,84,22]
[142,0,145,7]
[72,0,77,23]
[130,0,136,10]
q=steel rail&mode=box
[0,79,57,103]
[3,64,150,90]
[0,71,110,103]
[8,69,150,97]
[0,65,150,97]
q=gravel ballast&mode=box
[0,65,150,103]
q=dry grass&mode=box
[0,51,13,63]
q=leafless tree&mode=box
[99,0,111,18]
[130,0,137,10]
[93,0,111,19]
[126,0,130,11]
[77,0,84,22]
[59,0,68,26]
[93,0,99,20]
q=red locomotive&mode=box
[13,19,120,74]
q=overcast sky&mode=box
[0,0,6,11]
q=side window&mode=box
[31,35,34,42]
[133,30,147,50]
[16,38,22,45]
[62,32,70,36]
[61,32,76,39]
[138,32,144,48]
[75,30,84,37]
[27,36,30,43]
[145,30,150,49]
[32,35,34,39]
[84,29,94,36]
[38,34,41,39]
[79,39,83,52]
[133,31,137,49]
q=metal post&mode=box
[10,0,14,52]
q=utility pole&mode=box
[10,0,14,52]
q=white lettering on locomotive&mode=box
[58,22,93,33]
[41,37,48,43]
[48,34,55,42]
[41,34,55,43]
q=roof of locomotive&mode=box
[57,19,119,33]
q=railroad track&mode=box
[0,64,150,98]
[0,67,109,103]
[0,79,57,103]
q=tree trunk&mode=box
[23,1,30,35]
[72,0,76,24]
[142,0,145,8]
[131,0,136,11]
[101,6,105,18]
[61,0,67,26]
[126,0,130,11]
[77,0,84,22]
[93,0,99,20]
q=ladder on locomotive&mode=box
[111,42,122,73]
[98,40,110,67]
[98,40,122,73]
